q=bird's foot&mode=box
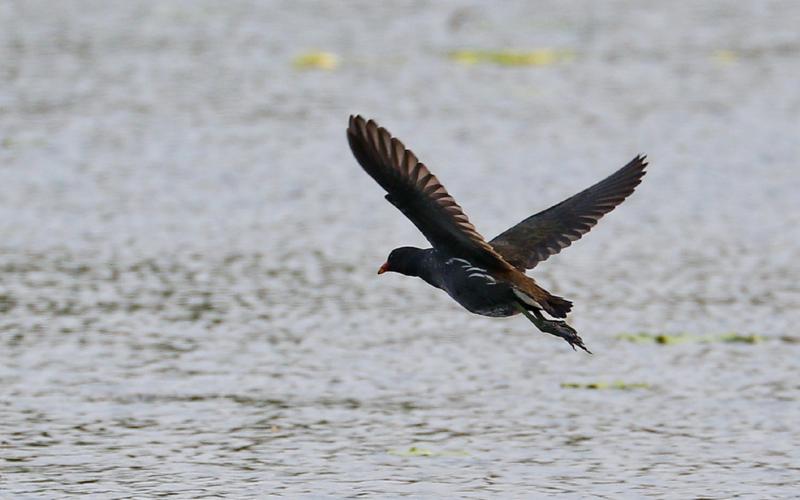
[538,319,591,354]
[513,303,591,353]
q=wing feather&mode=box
[347,115,512,269]
[490,155,648,270]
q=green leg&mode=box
[513,302,591,353]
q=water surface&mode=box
[1,1,799,497]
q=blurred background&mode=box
[1,0,798,497]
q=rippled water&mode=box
[1,1,799,497]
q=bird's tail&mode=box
[540,293,572,318]
[512,283,572,319]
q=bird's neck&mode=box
[415,250,443,289]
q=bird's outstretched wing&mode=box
[490,155,648,270]
[347,115,512,269]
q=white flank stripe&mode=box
[465,266,487,273]
[513,289,541,308]
[446,257,471,266]
[468,272,496,284]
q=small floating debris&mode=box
[561,381,650,391]
[293,51,339,70]
[616,332,763,345]
[711,50,738,64]
[616,333,697,345]
[449,49,573,67]
[388,446,469,458]
[718,333,762,344]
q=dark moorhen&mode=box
[347,115,648,352]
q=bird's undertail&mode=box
[541,293,572,319]
[505,269,584,350]
[511,285,572,319]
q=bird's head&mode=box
[378,246,425,277]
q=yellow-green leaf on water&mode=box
[616,333,697,344]
[616,332,762,345]
[654,334,697,345]
[293,51,339,70]
[450,51,482,65]
[561,381,650,391]
[449,49,573,67]
[615,333,655,344]
[712,50,738,64]
[719,333,762,344]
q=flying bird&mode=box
[347,115,647,352]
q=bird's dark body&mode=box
[415,249,521,317]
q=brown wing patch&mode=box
[348,115,512,269]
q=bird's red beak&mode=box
[377,262,390,275]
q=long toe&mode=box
[515,303,591,353]
[551,321,591,354]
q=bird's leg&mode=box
[513,303,591,353]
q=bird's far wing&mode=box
[490,155,648,270]
[347,115,512,269]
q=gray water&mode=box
[1,1,799,497]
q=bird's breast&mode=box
[437,257,517,317]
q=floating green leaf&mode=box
[616,332,763,345]
[711,50,738,64]
[449,49,574,67]
[718,333,762,344]
[561,381,650,390]
[293,51,339,70]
